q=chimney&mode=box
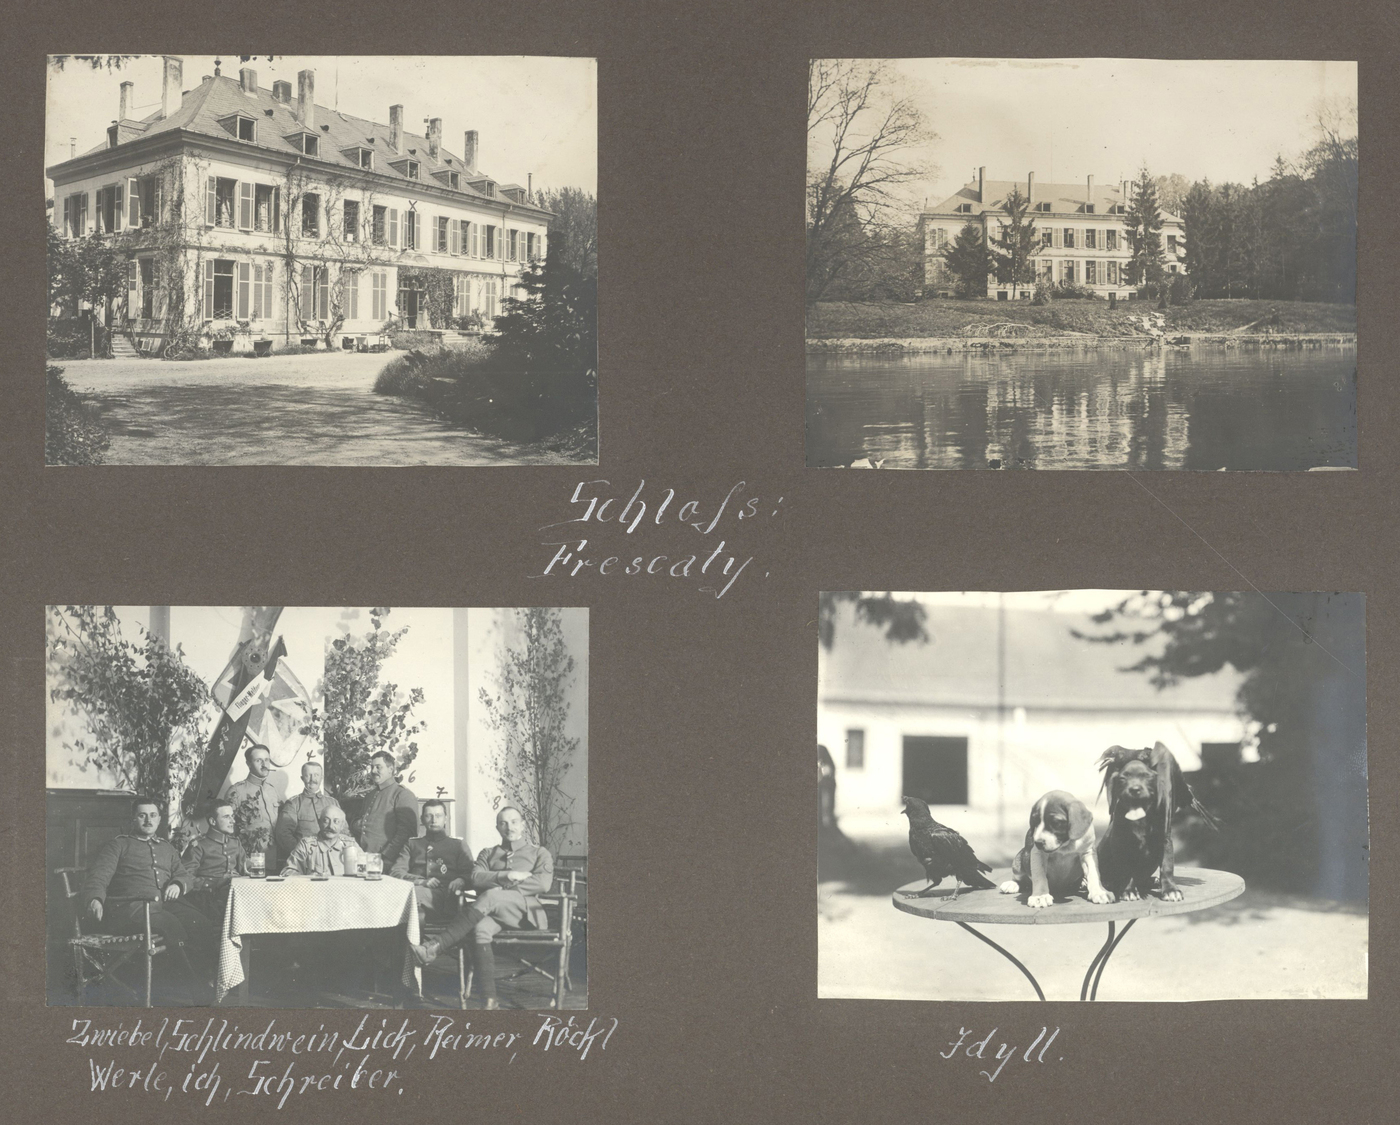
[240,67,257,95]
[427,117,442,160]
[1027,170,1034,203]
[272,80,292,104]
[463,129,478,173]
[1121,179,1129,207]
[297,69,315,130]
[389,105,403,154]
[527,172,532,200]
[70,137,76,158]
[1087,174,1094,207]
[119,81,133,121]
[160,55,183,119]
[978,166,986,202]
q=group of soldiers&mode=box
[78,746,554,1008]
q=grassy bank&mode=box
[808,298,1357,340]
[373,344,597,461]
[46,366,110,465]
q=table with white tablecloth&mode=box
[216,874,421,1003]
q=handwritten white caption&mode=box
[942,1026,1062,1083]
[68,1013,618,1108]
[531,480,784,599]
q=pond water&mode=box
[806,346,1357,470]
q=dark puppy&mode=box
[1096,742,1216,902]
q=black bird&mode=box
[900,795,996,900]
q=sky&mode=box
[890,58,1356,208]
[45,55,596,196]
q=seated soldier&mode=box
[408,806,553,1009]
[80,796,214,1004]
[390,799,470,922]
[181,799,246,923]
[282,807,357,876]
[274,761,341,860]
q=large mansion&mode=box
[46,57,553,352]
[918,169,1187,300]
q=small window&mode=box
[1167,234,1178,252]
[448,171,460,189]
[107,125,118,149]
[239,117,256,142]
[254,184,279,233]
[845,730,865,769]
[1105,229,1118,252]
[1085,229,1097,250]
[1040,229,1053,248]
[406,161,419,180]
[1036,201,1052,213]
[289,132,319,157]
[955,202,971,213]
[1084,203,1095,214]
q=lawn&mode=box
[807,298,1357,339]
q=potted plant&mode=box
[233,796,271,877]
[210,322,237,355]
[253,337,273,357]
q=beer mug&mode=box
[342,842,362,877]
[246,852,266,879]
[365,853,383,881]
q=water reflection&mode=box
[806,346,1357,470]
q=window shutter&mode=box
[236,262,249,319]
[128,260,138,312]
[127,178,141,227]
[317,268,328,320]
[271,187,281,234]
[204,260,215,319]
[113,184,123,231]
[152,260,163,319]
[206,177,218,226]
[154,179,163,224]
[388,208,399,247]
[63,196,71,235]
[239,183,253,230]
[450,219,459,255]
[300,264,313,320]
[251,264,262,319]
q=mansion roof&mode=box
[49,72,547,216]
[926,178,1183,224]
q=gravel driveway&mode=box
[54,352,576,466]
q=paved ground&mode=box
[54,353,577,466]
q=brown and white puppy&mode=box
[999,790,1114,909]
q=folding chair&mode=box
[57,868,164,1007]
[457,871,579,1009]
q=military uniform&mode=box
[274,790,342,859]
[225,774,281,871]
[282,833,358,877]
[79,832,213,994]
[429,839,554,1004]
[357,777,418,867]
[390,830,470,918]
[181,827,246,922]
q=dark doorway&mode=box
[902,735,969,805]
[400,289,421,329]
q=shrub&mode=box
[47,317,108,359]
[1031,282,1053,306]
[1050,282,1099,300]
[46,365,110,465]
[388,329,443,351]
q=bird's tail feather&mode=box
[976,860,992,873]
[968,870,996,889]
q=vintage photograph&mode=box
[818,590,1367,1001]
[45,55,598,465]
[46,605,588,1010]
[807,59,1357,470]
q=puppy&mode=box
[999,790,1113,909]
[1096,742,1216,903]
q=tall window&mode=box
[1062,227,1076,249]
[1040,229,1053,248]
[1062,260,1077,284]
[484,225,497,259]
[1106,230,1119,251]
[372,205,387,246]
[482,278,498,318]
[437,216,449,253]
[238,117,256,142]
[453,275,468,317]
[1167,234,1178,253]
[205,177,237,228]
[1085,228,1097,250]
[403,210,416,250]
[299,265,330,320]
[63,192,88,236]
[1085,260,1097,285]
[205,259,235,319]
[507,229,518,261]
[252,262,274,319]
[1107,260,1119,286]
[371,271,388,320]
[97,184,123,233]
[343,200,360,243]
[138,258,158,318]
[845,729,865,770]
[301,193,320,237]
[254,184,280,233]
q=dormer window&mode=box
[346,147,374,169]
[955,202,972,213]
[1084,203,1095,214]
[391,159,421,181]
[433,169,461,190]
[1035,201,1052,212]
[107,125,119,149]
[288,132,319,157]
[220,113,258,142]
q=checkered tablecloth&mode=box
[216,875,421,1000]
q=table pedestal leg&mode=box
[955,921,1046,1001]
[1079,919,1135,1001]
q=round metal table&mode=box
[892,866,1245,1001]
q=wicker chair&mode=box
[452,871,579,1009]
[57,868,165,1007]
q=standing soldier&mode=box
[225,743,282,871]
[275,760,340,859]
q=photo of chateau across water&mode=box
[806,59,1357,471]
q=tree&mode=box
[1123,168,1165,287]
[989,186,1039,294]
[48,230,130,354]
[1075,591,1366,900]
[1152,172,1191,214]
[478,608,581,856]
[942,221,992,297]
[818,592,929,651]
[538,188,597,280]
[304,608,425,800]
[47,606,214,825]
[1178,180,1219,296]
[807,59,932,302]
